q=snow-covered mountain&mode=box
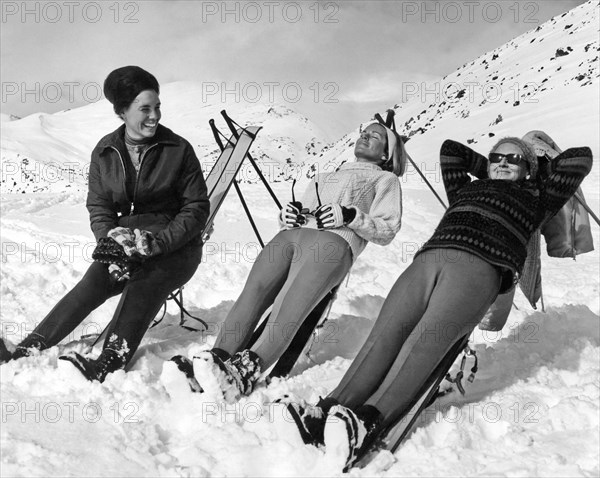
[2,1,598,194]
[315,0,600,181]
[0,89,328,194]
[1,1,599,477]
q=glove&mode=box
[107,227,137,256]
[282,201,306,229]
[315,204,356,229]
[134,229,161,257]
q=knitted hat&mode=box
[363,121,408,177]
[489,137,538,179]
[103,66,160,115]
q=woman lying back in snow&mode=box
[275,136,593,470]
[182,120,406,400]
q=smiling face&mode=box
[354,124,388,165]
[120,89,161,140]
[488,143,529,181]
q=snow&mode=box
[1,1,599,476]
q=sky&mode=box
[1,0,586,138]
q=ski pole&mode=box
[405,150,448,210]
[373,109,447,209]
[315,182,322,208]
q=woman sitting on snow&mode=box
[277,136,592,470]
[0,66,210,382]
[185,120,406,399]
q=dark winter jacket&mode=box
[418,140,592,293]
[86,124,210,255]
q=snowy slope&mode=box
[1,1,599,477]
[0,86,327,194]
[314,0,600,196]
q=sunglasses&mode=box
[488,153,526,166]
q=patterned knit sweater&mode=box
[418,140,593,293]
[280,162,402,261]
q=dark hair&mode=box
[103,66,160,115]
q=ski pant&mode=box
[214,228,352,370]
[26,242,201,365]
[330,248,501,427]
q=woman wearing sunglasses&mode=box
[278,136,592,470]
[186,121,406,399]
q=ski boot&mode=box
[10,333,47,361]
[193,348,262,400]
[0,338,13,364]
[324,404,383,471]
[271,395,339,447]
[59,347,126,382]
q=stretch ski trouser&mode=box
[23,242,201,364]
[330,248,502,427]
[214,228,352,369]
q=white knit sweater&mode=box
[280,161,402,261]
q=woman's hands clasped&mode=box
[102,227,162,281]
[108,227,161,257]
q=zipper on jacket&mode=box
[109,146,130,213]
[130,143,159,215]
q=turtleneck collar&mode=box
[338,160,383,172]
[124,129,153,147]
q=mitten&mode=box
[134,229,161,257]
[107,227,137,256]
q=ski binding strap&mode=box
[444,344,478,395]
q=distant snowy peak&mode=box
[392,0,599,142]
[0,88,327,193]
[309,0,599,178]
[2,1,598,194]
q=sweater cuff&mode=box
[344,206,360,228]
[342,206,357,225]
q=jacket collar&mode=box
[97,124,179,152]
